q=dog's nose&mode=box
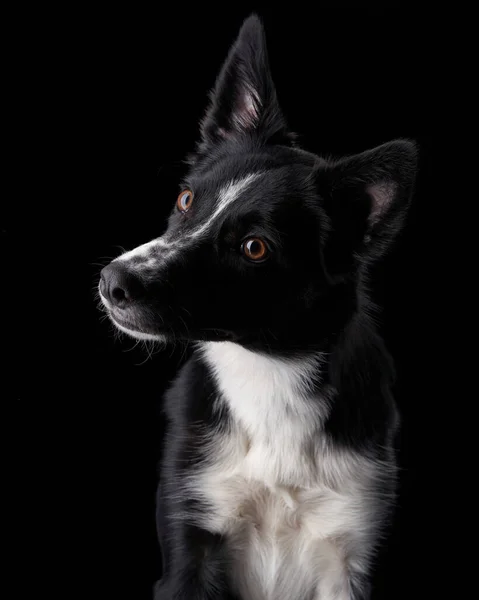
[100,262,145,307]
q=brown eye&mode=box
[241,237,269,262]
[177,190,193,212]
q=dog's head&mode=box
[99,15,417,355]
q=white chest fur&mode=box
[188,342,377,600]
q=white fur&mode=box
[181,342,382,600]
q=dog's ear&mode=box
[318,139,418,277]
[196,14,294,155]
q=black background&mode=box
[10,4,457,599]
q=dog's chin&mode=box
[111,316,166,342]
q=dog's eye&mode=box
[241,237,269,262]
[177,190,193,213]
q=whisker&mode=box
[123,339,141,354]
[178,339,190,365]
[181,306,193,318]
[96,256,119,262]
[135,343,153,366]
[178,315,191,339]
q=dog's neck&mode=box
[199,341,328,434]
[197,341,332,488]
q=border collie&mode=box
[98,14,417,600]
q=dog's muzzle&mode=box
[98,261,165,342]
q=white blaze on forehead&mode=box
[116,237,169,263]
[115,173,261,266]
[187,172,262,240]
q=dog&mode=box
[98,14,417,600]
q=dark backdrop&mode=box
[12,4,452,600]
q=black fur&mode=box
[99,13,417,600]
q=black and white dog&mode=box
[99,14,417,600]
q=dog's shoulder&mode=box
[162,351,229,430]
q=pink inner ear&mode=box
[232,85,261,130]
[217,127,230,139]
[367,181,397,223]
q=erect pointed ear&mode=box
[196,14,294,156]
[317,139,419,277]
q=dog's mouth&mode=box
[99,290,165,342]
[99,290,238,344]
